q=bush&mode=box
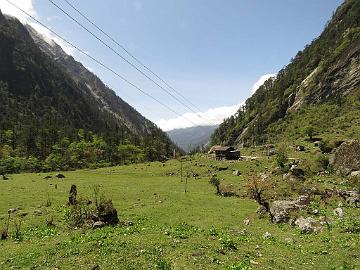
[315,153,329,171]
[275,146,288,169]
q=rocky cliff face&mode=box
[211,0,360,146]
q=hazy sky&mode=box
[0,0,343,130]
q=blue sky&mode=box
[0,0,343,130]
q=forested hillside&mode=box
[212,0,360,146]
[0,10,176,173]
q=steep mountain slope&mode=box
[212,0,360,146]
[25,25,153,137]
[0,10,175,169]
[167,125,217,152]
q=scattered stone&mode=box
[263,232,272,239]
[284,237,294,244]
[268,149,276,156]
[8,208,18,214]
[290,165,305,178]
[232,170,241,176]
[350,171,360,177]
[338,189,359,207]
[55,173,65,179]
[295,217,321,233]
[44,176,52,179]
[243,218,250,226]
[122,220,134,226]
[34,209,42,216]
[92,221,105,229]
[296,145,305,151]
[19,212,28,218]
[333,207,344,218]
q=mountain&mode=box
[0,10,176,172]
[211,0,360,147]
[167,125,218,152]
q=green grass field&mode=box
[0,152,359,270]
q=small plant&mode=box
[220,237,237,250]
[13,217,23,240]
[304,125,315,141]
[45,193,52,207]
[209,176,221,195]
[315,153,329,171]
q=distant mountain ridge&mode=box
[212,0,360,146]
[167,125,217,152]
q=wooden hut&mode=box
[208,146,240,160]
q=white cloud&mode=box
[157,73,278,131]
[0,0,75,55]
[251,73,276,93]
[156,102,243,132]
[46,15,60,21]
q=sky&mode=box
[0,0,343,131]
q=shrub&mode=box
[315,153,329,171]
[275,146,288,169]
[209,176,221,195]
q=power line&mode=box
[5,0,198,126]
[61,0,204,115]
[47,0,214,125]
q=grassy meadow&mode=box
[0,148,359,270]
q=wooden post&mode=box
[185,171,189,193]
[180,158,183,182]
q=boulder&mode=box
[294,217,321,233]
[338,189,359,207]
[55,173,65,178]
[270,196,310,223]
[333,207,344,218]
[233,170,241,176]
[44,175,52,179]
[333,140,360,174]
[92,221,105,229]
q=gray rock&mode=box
[232,170,241,176]
[270,196,310,223]
[295,217,320,233]
[55,173,65,178]
[34,209,42,216]
[8,208,18,214]
[350,171,360,177]
[243,218,250,226]
[263,232,272,239]
[338,189,359,207]
[333,140,360,174]
[333,207,344,218]
[93,221,106,229]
